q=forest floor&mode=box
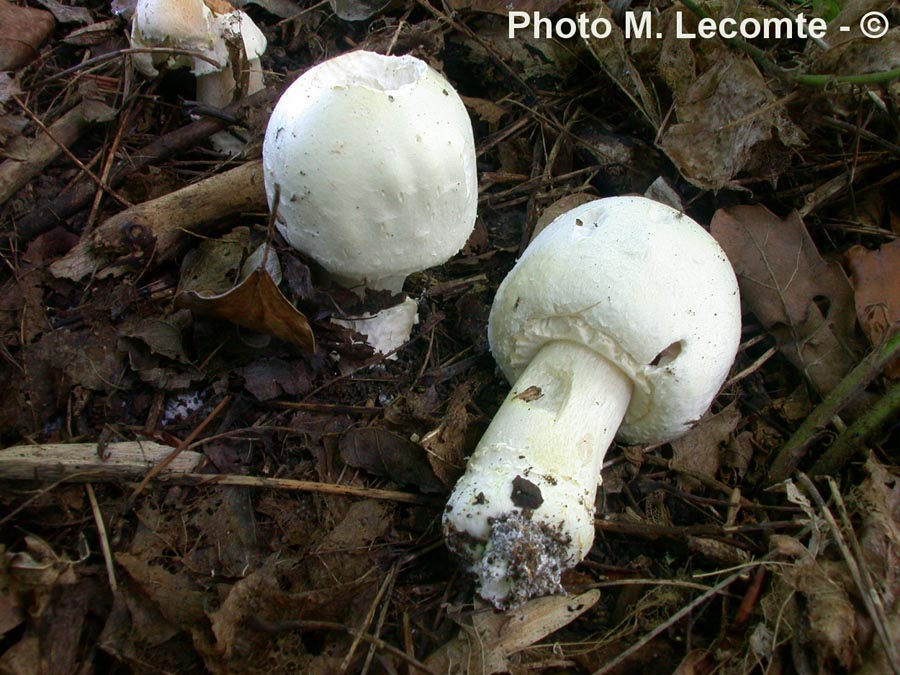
[1,0,899,673]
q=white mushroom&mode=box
[443,196,742,608]
[262,50,478,355]
[130,0,267,112]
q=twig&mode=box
[267,400,383,415]
[0,103,92,207]
[85,483,118,592]
[768,331,900,482]
[253,618,439,675]
[126,395,231,510]
[810,378,900,476]
[157,473,437,505]
[12,96,131,209]
[39,46,225,85]
[724,345,778,388]
[51,160,266,280]
[342,564,398,674]
[0,441,204,480]
[14,85,275,243]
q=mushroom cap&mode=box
[488,196,742,444]
[131,0,225,76]
[262,50,478,286]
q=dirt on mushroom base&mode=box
[1,0,900,672]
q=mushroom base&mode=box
[469,512,570,608]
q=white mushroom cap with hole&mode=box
[488,195,742,444]
[261,50,478,291]
[443,196,741,607]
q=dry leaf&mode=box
[659,52,804,190]
[0,0,55,71]
[420,381,476,487]
[847,240,900,378]
[177,269,315,351]
[328,0,387,21]
[711,205,862,396]
[339,427,445,493]
[425,590,601,674]
[670,402,741,491]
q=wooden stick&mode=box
[0,441,204,481]
[126,395,231,509]
[0,104,92,207]
[157,473,436,505]
[51,160,266,280]
[0,443,435,505]
[16,84,275,243]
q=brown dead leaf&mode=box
[847,241,900,378]
[177,269,315,352]
[425,590,601,674]
[328,0,387,21]
[176,231,313,351]
[306,500,394,587]
[711,205,862,396]
[420,381,476,487]
[659,51,804,190]
[237,357,313,401]
[670,402,741,491]
[0,0,55,71]
[339,426,444,493]
[813,26,900,75]
[0,634,40,675]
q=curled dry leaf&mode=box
[0,0,55,71]
[175,230,315,352]
[711,205,862,396]
[659,51,805,190]
[847,240,900,378]
[420,381,477,488]
[177,268,315,352]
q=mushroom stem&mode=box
[443,339,633,608]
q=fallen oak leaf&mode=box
[711,205,862,397]
[659,51,805,190]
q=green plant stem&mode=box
[677,0,900,86]
[810,378,900,476]
[768,330,900,482]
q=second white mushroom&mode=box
[443,196,743,608]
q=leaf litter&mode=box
[1,0,900,672]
